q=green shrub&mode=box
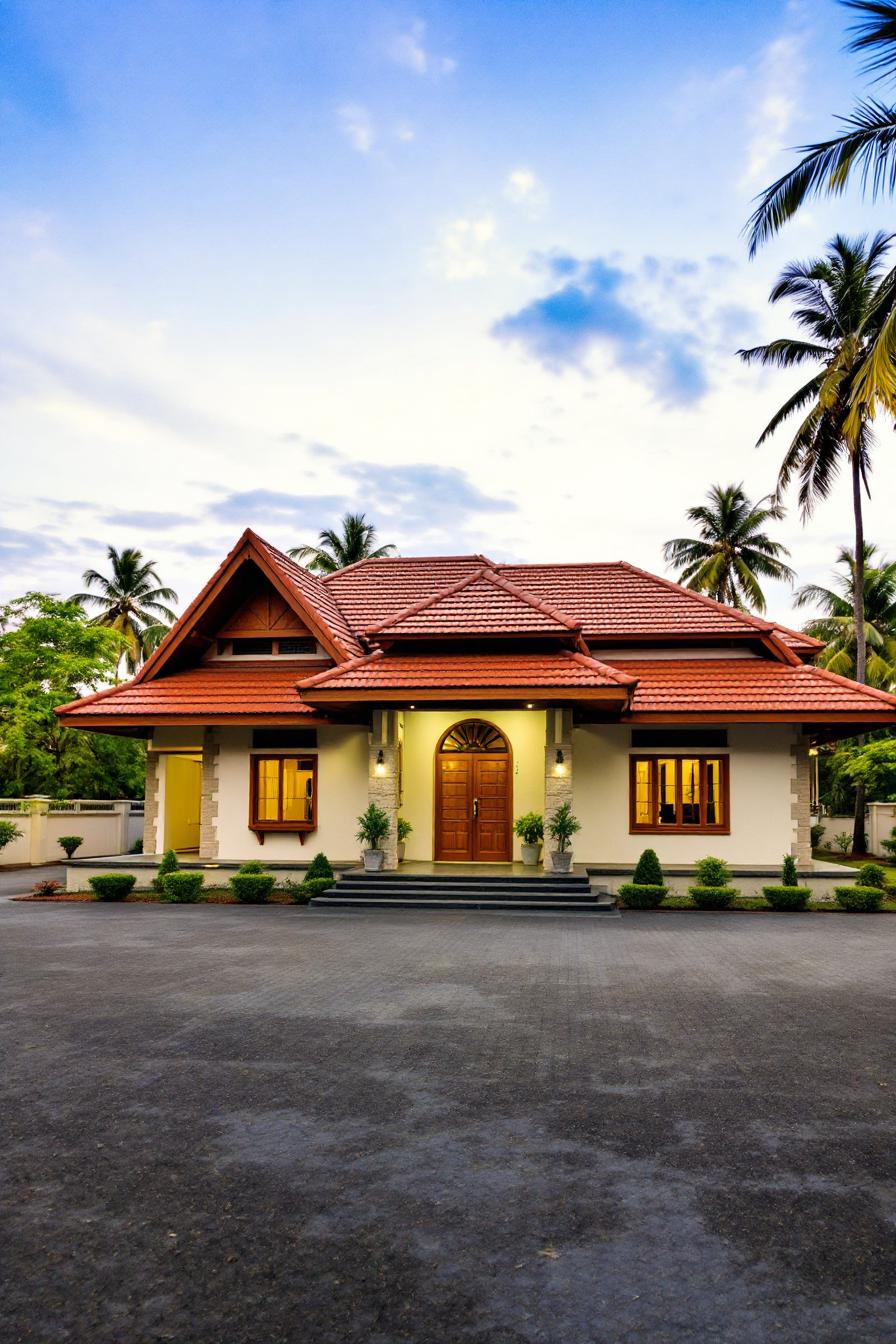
[857,862,888,890]
[161,871,204,903]
[130,838,143,854]
[57,835,84,859]
[632,848,664,886]
[31,879,64,897]
[617,883,667,909]
[810,822,826,849]
[303,876,335,899]
[306,852,334,880]
[834,884,883,912]
[88,873,136,901]
[152,849,179,893]
[832,831,852,855]
[237,860,267,874]
[881,826,896,859]
[397,818,413,844]
[762,885,810,911]
[357,802,390,850]
[689,885,737,909]
[781,854,799,886]
[694,855,731,887]
[0,819,24,853]
[513,812,544,845]
[230,873,275,903]
[547,802,581,852]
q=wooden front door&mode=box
[435,721,512,862]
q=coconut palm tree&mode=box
[662,484,794,612]
[795,543,896,688]
[72,547,178,677]
[738,232,896,689]
[289,512,396,574]
[747,2,896,255]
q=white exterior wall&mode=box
[212,725,368,862]
[401,709,546,862]
[573,723,800,866]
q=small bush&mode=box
[857,862,888,890]
[161,871,204,903]
[89,873,136,901]
[810,822,826,849]
[230,873,275,903]
[694,855,731,888]
[284,878,310,904]
[130,838,144,854]
[57,835,84,859]
[617,882,667,909]
[834,884,883,913]
[306,852,334,880]
[152,849,179,893]
[31,879,64,897]
[397,818,413,844]
[513,812,544,845]
[305,876,336,897]
[881,826,896,859]
[781,854,799,886]
[237,860,267,874]
[762,885,810,911]
[0,819,24,853]
[632,848,664,886]
[832,831,852,855]
[689,885,737,910]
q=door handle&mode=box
[472,797,479,819]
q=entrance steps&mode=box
[310,870,617,915]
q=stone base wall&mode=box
[143,754,160,855]
[199,730,220,860]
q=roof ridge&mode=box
[480,569,581,631]
[324,552,495,580]
[297,648,384,689]
[563,647,639,687]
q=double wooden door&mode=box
[435,749,511,862]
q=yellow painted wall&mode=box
[400,709,546,861]
[163,755,202,851]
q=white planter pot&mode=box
[520,843,542,866]
[362,848,385,872]
[397,842,406,863]
[550,850,572,873]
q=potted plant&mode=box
[397,817,412,862]
[513,812,544,866]
[357,803,391,872]
[546,802,580,873]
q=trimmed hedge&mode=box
[617,882,667,909]
[762,885,811,911]
[230,873,275,903]
[834,884,884,912]
[237,860,267,874]
[857,863,888,890]
[152,849,179,893]
[89,873,136,901]
[694,856,731,887]
[632,848,664,886]
[287,876,335,904]
[306,852,334,880]
[689,884,737,910]
[161,871,205,903]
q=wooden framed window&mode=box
[249,755,317,842]
[630,755,729,833]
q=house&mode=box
[56,528,896,880]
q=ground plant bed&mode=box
[631,894,896,913]
[13,887,304,904]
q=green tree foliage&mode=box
[0,593,145,798]
[289,512,396,574]
[72,546,178,677]
[830,737,896,800]
[795,544,896,688]
[662,483,793,612]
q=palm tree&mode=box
[72,547,178,677]
[738,233,896,690]
[662,484,794,612]
[795,543,896,689]
[289,512,396,574]
[747,2,896,255]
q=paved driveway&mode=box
[2,904,895,1343]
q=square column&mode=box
[790,733,812,867]
[544,707,573,849]
[369,709,400,870]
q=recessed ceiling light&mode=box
[526,703,534,709]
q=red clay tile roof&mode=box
[252,534,362,658]
[300,648,636,692]
[365,567,581,638]
[620,659,896,718]
[57,662,325,721]
[324,555,492,631]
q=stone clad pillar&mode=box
[369,709,400,870]
[143,754,161,855]
[544,708,573,860]
[791,733,812,868]
[199,729,220,860]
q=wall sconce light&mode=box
[375,748,386,776]
[554,748,566,775]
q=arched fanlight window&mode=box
[440,720,508,753]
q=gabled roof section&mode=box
[365,567,582,639]
[135,529,361,682]
[324,554,494,632]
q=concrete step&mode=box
[335,883,597,901]
[340,874,591,889]
[310,895,619,914]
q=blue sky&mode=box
[2,0,894,624]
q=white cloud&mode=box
[337,103,375,153]
[740,32,806,188]
[428,215,497,280]
[386,19,455,77]
[395,123,416,143]
[503,168,548,214]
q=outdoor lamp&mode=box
[555,748,565,775]
[375,749,386,776]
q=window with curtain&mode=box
[251,756,317,831]
[630,756,728,833]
